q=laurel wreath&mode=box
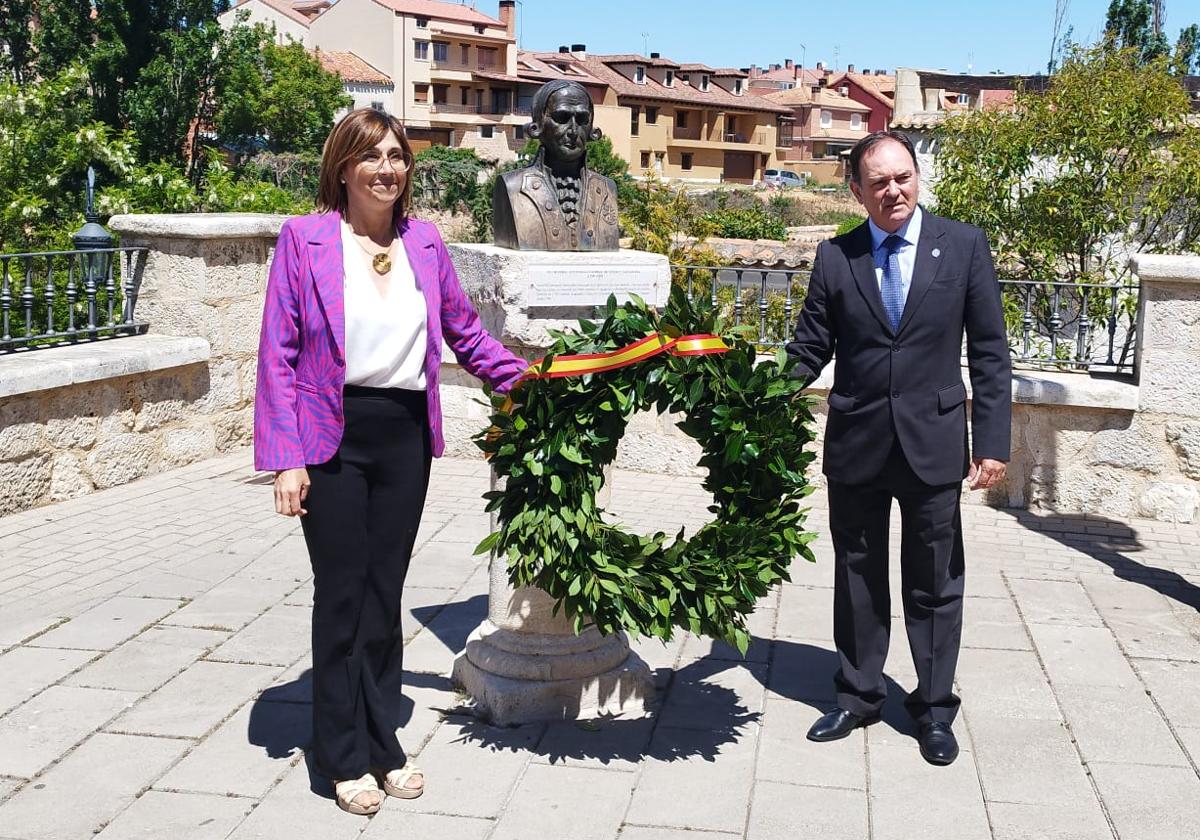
[474,288,816,654]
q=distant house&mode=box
[746,59,836,93]
[825,69,895,133]
[218,0,324,45]
[312,50,394,118]
[762,83,870,184]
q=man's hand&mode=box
[274,468,310,516]
[967,458,1006,491]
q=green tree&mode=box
[1105,0,1170,62]
[0,0,37,83]
[1174,23,1200,74]
[933,47,1200,364]
[33,0,97,79]
[0,66,137,249]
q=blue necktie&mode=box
[880,234,906,330]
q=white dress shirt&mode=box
[341,221,427,390]
[868,205,924,306]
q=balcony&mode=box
[429,103,530,116]
[669,128,771,151]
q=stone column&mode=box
[1130,254,1200,521]
[448,245,667,725]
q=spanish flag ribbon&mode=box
[520,332,729,381]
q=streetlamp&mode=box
[71,167,114,333]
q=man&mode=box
[786,131,1011,765]
[492,79,619,251]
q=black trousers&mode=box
[299,385,431,780]
[826,441,965,725]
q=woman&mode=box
[254,108,527,815]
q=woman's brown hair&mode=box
[316,108,415,221]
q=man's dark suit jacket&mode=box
[786,210,1012,487]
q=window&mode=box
[640,151,650,168]
[414,41,429,60]
[477,47,497,68]
[850,113,862,130]
[474,24,485,34]
[479,125,494,138]
[700,74,710,92]
[820,109,832,128]
[681,153,693,171]
[665,69,674,87]
[432,41,449,63]
[778,120,794,146]
[734,79,744,95]
[461,45,470,64]
[461,87,470,105]
[646,106,658,124]
[431,84,448,104]
[371,101,385,111]
[677,110,688,129]
[630,105,640,136]
[956,92,970,105]
[635,65,646,84]
[415,16,428,27]
[680,73,690,84]
[414,83,429,103]
[515,124,526,140]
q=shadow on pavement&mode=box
[410,593,488,652]
[1004,509,1200,611]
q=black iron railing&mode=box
[673,265,1140,374]
[0,247,149,353]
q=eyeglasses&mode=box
[357,150,410,173]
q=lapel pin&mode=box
[931,248,941,258]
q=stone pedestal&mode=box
[450,246,665,724]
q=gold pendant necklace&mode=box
[371,252,392,274]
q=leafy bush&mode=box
[834,215,866,236]
[699,205,787,241]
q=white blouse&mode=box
[341,221,428,390]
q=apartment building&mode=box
[219,0,323,46]
[539,50,792,184]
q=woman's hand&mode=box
[274,468,311,516]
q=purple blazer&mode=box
[253,211,526,471]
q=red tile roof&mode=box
[827,72,896,108]
[516,51,610,87]
[677,63,717,73]
[312,50,392,85]
[762,87,872,112]
[369,0,504,26]
[711,67,749,78]
[602,54,681,68]
[581,54,791,115]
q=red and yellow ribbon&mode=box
[520,331,729,381]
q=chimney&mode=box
[818,76,827,88]
[498,0,515,38]
[785,58,793,69]
[839,85,849,96]
[771,63,780,71]
[570,43,586,59]
[862,68,871,75]
[650,51,660,59]
[816,61,824,71]
[848,63,856,73]
[558,45,570,53]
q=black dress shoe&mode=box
[918,722,959,765]
[806,708,878,742]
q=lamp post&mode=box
[71,167,114,333]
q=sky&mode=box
[496,0,1200,76]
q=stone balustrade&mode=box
[0,214,1197,524]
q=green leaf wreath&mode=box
[474,287,817,654]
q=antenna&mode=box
[641,32,650,56]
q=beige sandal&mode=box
[334,772,382,815]
[376,763,425,799]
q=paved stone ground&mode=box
[2,450,1200,840]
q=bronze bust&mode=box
[492,80,619,251]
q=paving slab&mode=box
[955,647,1061,720]
[1027,624,1138,688]
[619,829,739,840]
[161,576,298,633]
[206,603,311,667]
[746,779,868,840]
[532,715,656,773]
[0,732,189,840]
[0,646,96,715]
[93,790,255,840]
[108,660,281,739]
[1007,578,1103,628]
[361,811,494,839]
[1054,683,1188,767]
[0,684,140,777]
[156,700,309,798]
[625,724,759,834]
[389,715,541,818]
[28,596,180,651]
[1087,761,1200,840]
[657,659,766,732]
[223,759,365,840]
[986,801,1114,840]
[967,715,1095,807]
[489,763,634,840]
[65,625,228,693]
[756,696,866,791]
[961,595,1032,650]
